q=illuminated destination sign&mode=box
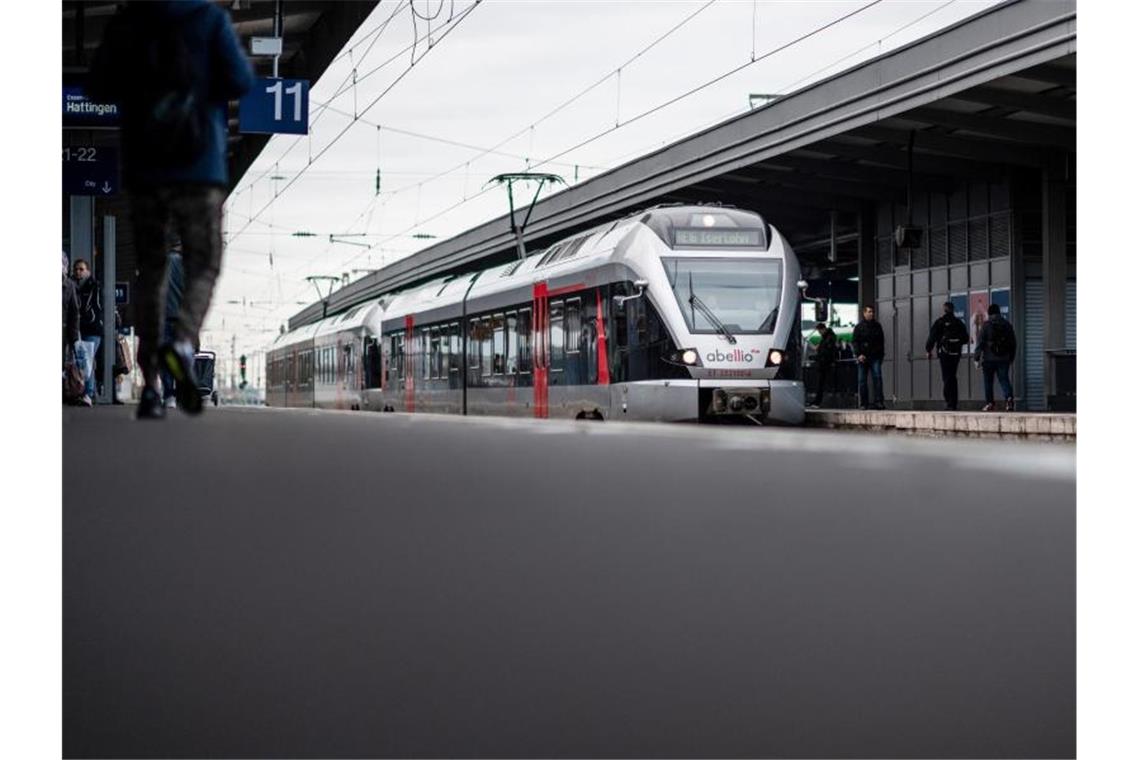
[674,228,762,247]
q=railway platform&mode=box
[63,405,1074,758]
[806,408,1076,441]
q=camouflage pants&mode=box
[130,185,225,387]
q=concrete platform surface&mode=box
[807,408,1077,441]
[63,406,1075,758]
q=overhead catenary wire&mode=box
[225,0,483,249]
[228,0,412,206]
[341,0,886,271]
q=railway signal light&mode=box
[240,354,248,388]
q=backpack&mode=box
[988,319,1015,357]
[130,8,211,165]
[938,317,966,355]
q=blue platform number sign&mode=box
[63,146,119,196]
[239,78,309,135]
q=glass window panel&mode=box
[518,308,532,373]
[550,301,564,363]
[506,313,518,374]
[481,318,493,376]
[565,299,581,354]
[493,314,506,375]
[663,257,783,334]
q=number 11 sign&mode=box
[239,77,309,135]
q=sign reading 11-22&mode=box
[239,78,309,135]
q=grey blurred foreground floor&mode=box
[63,406,1075,758]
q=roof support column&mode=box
[856,203,876,311]
[1041,156,1068,405]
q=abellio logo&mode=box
[706,348,755,363]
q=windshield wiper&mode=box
[758,306,779,333]
[687,272,737,344]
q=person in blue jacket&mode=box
[88,0,253,419]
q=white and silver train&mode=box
[266,205,806,424]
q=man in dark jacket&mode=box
[63,253,86,405]
[809,322,838,409]
[973,303,1017,411]
[851,305,886,409]
[72,258,103,401]
[62,254,81,356]
[925,301,969,411]
[88,0,253,419]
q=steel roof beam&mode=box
[901,106,1075,148]
[949,85,1075,121]
[853,125,1050,168]
[803,140,1007,180]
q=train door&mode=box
[404,316,415,412]
[533,282,549,418]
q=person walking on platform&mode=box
[62,253,86,405]
[72,259,103,405]
[809,322,838,409]
[161,246,185,408]
[88,0,253,420]
[974,303,1018,412]
[925,301,969,411]
[852,305,886,410]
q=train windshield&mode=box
[663,257,783,335]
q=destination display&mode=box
[674,228,762,247]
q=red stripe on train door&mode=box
[595,287,610,386]
[533,282,549,419]
[405,315,415,413]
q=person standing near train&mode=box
[72,258,103,404]
[852,305,886,410]
[809,322,838,409]
[925,301,969,411]
[88,0,253,419]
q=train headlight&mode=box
[766,348,784,367]
[665,348,702,367]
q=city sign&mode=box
[62,85,120,128]
[63,146,119,196]
[238,77,309,135]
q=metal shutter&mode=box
[1065,279,1076,349]
[1024,279,1046,410]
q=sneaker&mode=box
[159,340,203,415]
[982,403,995,412]
[1005,398,1015,412]
[80,394,93,408]
[136,388,166,420]
[164,396,178,409]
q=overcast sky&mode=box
[208,0,1000,377]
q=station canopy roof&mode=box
[279,0,1076,330]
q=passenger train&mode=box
[266,205,805,424]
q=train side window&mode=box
[481,318,493,377]
[506,312,518,374]
[517,308,532,373]
[430,327,441,380]
[492,313,506,375]
[565,298,581,354]
[550,300,565,369]
[448,323,459,375]
[468,318,482,383]
[345,344,354,386]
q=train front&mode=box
[623,206,805,425]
